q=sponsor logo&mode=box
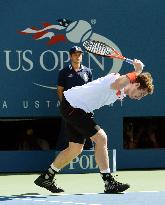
[69,153,98,170]
[18,18,123,76]
[0,18,124,114]
[83,73,89,82]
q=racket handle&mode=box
[125,58,145,67]
[125,58,134,64]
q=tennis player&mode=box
[34,59,154,193]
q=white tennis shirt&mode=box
[64,73,126,113]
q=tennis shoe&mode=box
[34,173,64,193]
[104,174,130,194]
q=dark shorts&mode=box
[60,96,100,144]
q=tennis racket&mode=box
[83,39,134,65]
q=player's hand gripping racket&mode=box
[83,39,134,64]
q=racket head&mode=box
[83,40,113,57]
[83,39,126,60]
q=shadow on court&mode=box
[0,193,45,201]
[0,192,165,205]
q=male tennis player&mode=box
[34,59,154,193]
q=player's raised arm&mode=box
[111,59,144,91]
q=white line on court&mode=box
[34,199,46,202]
[139,191,159,193]
[81,193,98,195]
[48,201,60,203]
[89,204,102,205]
[12,197,102,205]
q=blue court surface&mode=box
[0,192,165,205]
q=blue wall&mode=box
[0,0,165,171]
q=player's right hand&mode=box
[133,59,144,75]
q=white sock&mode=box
[100,168,111,173]
[50,163,60,172]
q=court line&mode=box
[34,199,47,202]
[139,191,159,193]
[48,201,60,203]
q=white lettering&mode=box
[22,50,33,71]
[69,157,79,169]
[2,101,8,109]
[58,51,70,69]
[46,100,51,108]
[3,50,110,73]
[23,101,28,108]
[69,153,98,170]
[79,155,90,169]
[4,50,22,71]
[89,154,98,169]
[40,50,58,71]
[34,101,39,109]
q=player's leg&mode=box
[53,121,85,169]
[34,122,85,193]
[34,142,84,193]
[90,129,130,193]
[90,129,109,171]
[53,142,84,169]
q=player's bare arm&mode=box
[57,85,64,102]
[111,59,144,91]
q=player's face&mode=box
[128,83,148,100]
[70,52,83,64]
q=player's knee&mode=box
[91,129,107,146]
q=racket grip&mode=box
[125,58,134,64]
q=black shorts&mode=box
[60,96,100,144]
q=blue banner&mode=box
[0,0,165,169]
[0,0,164,118]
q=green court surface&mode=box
[0,170,165,195]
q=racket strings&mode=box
[83,40,112,56]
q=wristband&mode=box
[126,72,137,83]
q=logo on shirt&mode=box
[83,73,89,82]
[68,74,73,78]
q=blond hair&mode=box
[135,72,154,94]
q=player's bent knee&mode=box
[91,129,107,146]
